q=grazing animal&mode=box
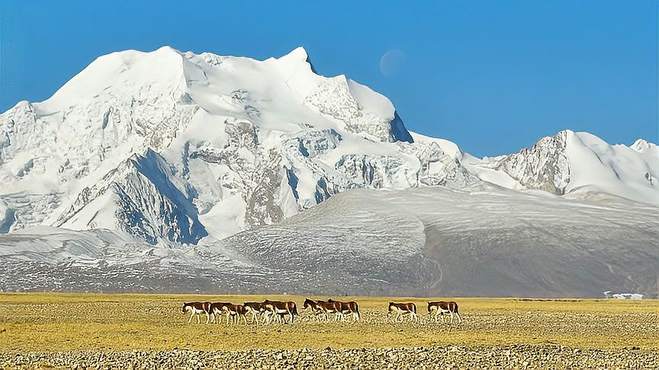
[428,301,462,323]
[387,302,418,322]
[243,302,266,324]
[262,300,299,324]
[328,299,360,321]
[182,302,211,324]
[222,304,249,325]
[209,302,233,324]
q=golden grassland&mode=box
[0,293,656,352]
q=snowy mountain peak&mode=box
[631,138,657,153]
[278,46,310,63]
[0,46,469,242]
[465,129,659,205]
[42,47,187,110]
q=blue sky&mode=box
[0,1,656,156]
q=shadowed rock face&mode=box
[496,131,570,194]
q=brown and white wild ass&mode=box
[302,298,325,321]
[387,302,418,322]
[328,299,360,321]
[209,302,233,324]
[221,303,249,325]
[428,301,462,323]
[182,302,212,324]
[262,300,299,324]
[243,302,266,324]
[303,299,342,321]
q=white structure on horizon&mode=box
[603,291,643,300]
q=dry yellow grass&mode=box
[0,293,656,352]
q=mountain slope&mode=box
[1,186,656,297]
[220,185,658,296]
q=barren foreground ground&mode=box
[0,293,657,368]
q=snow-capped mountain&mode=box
[465,130,659,205]
[0,46,657,296]
[0,46,474,243]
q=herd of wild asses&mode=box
[182,299,462,325]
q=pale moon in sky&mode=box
[379,49,406,77]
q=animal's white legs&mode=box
[188,311,194,324]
